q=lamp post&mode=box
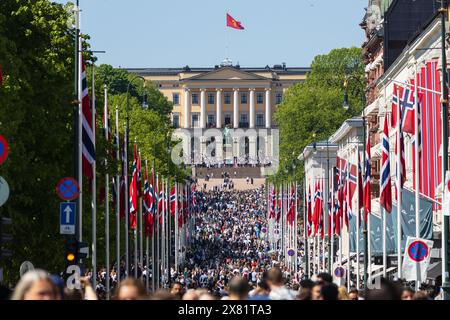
[125,75,146,276]
[343,73,368,292]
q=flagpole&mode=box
[346,152,351,291]
[145,160,149,293]
[134,139,138,278]
[139,151,143,280]
[166,177,171,288]
[162,177,166,288]
[124,124,129,277]
[383,206,387,278]
[115,106,121,284]
[396,85,403,280]
[414,61,421,291]
[91,63,97,290]
[104,85,110,299]
[151,166,155,291]
[356,149,360,289]
[175,182,179,273]
[77,2,83,244]
[156,174,160,289]
[330,167,335,274]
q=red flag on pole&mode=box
[226,13,245,30]
[129,144,138,229]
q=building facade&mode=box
[128,62,309,167]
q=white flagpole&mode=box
[383,206,387,278]
[104,85,110,299]
[156,174,160,289]
[396,86,403,279]
[91,63,97,289]
[115,106,121,284]
[331,167,335,273]
[139,151,143,280]
[161,177,166,287]
[124,124,129,277]
[134,139,138,278]
[145,160,149,292]
[77,4,83,243]
[175,183,179,273]
[295,181,298,274]
[414,62,421,291]
[356,149,360,289]
[346,154,351,291]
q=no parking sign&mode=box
[402,236,433,283]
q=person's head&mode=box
[348,287,359,301]
[63,288,83,300]
[401,287,414,300]
[317,272,333,284]
[114,278,147,300]
[413,291,430,300]
[320,282,339,300]
[11,269,57,300]
[338,286,350,300]
[182,289,199,300]
[311,281,324,301]
[228,277,249,300]
[170,282,185,298]
[266,267,283,288]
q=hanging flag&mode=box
[143,167,154,236]
[158,178,165,213]
[307,185,312,237]
[170,186,177,217]
[81,59,95,180]
[363,135,371,223]
[380,115,393,213]
[411,78,423,192]
[394,116,406,201]
[226,13,245,30]
[392,83,415,133]
[358,152,363,214]
[129,144,138,229]
[137,152,142,198]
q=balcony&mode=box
[239,122,249,128]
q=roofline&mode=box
[329,117,364,144]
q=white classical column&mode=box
[249,88,255,129]
[184,88,190,128]
[200,89,206,129]
[233,88,239,128]
[216,89,222,129]
[265,88,272,129]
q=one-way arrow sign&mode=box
[60,202,76,235]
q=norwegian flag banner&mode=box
[380,115,393,213]
[81,59,95,180]
[129,144,138,229]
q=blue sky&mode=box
[55,0,366,68]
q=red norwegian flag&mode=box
[129,144,138,230]
[363,135,371,223]
[143,167,154,237]
[307,185,312,237]
[170,186,177,217]
[136,151,142,198]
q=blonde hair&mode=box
[338,286,350,300]
[11,269,52,300]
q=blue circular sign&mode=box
[56,177,79,201]
[334,266,345,278]
[408,240,429,262]
[287,249,295,257]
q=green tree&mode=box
[273,47,364,183]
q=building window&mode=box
[172,114,180,128]
[224,113,231,125]
[240,114,248,127]
[207,114,215,128]
[192,93,199,105]
[224,93,231,104]
[191,113,199,128]
[172,93,180,105]
[256,92,264,104]
[275,92,283,104]
[256,114,264,127]
[241,92,248,104]
[208,93,215,104]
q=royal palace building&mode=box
[128,60,309,168]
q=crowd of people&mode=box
[1,185,443,300]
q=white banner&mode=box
[402,236,434,283]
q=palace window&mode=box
[172,93,180,105]
[224,93,231,104]
[275,92,283,104]
[191,113,199,128]
[257,92,264,104]
[208,93,215,104]
[256,113,264,127]
[224,113,231,125]
[192,93,199,105]
[241,92,248,104]
[207,114,215,127]
[172,114,180,128]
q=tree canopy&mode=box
[273,47,365,183]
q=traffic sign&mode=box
[0,135,9,165]
[402,236,434,283]
[56,177,79,201]
[408,240,429,262]
[287,248,295,257]
[0,176,10,207]
[60,202,76,235]
[334,266,345,278]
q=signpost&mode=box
[60,202,76,235]
[333,263,346,286]
[56,177,79,201]
[0,177,9,207]
[0,135,9,165]
[402,236,434,283]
